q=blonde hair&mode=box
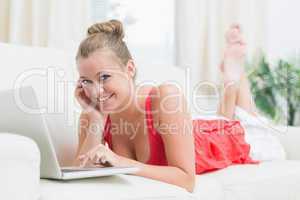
[76,19,132,66]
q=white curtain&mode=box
[265,0,300,61]
[0,0,91,51]
[175,0,268,87]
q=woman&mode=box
[74,20,257,192]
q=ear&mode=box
[125,59,136,79]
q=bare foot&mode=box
[220,24,247,84]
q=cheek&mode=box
[104,80,131,104]
[114,76,132,95]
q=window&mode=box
[90,0,175,66]
[266,1,300,59]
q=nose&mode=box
[95,83,104,96]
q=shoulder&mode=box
[135,84,182,110]
[151,84,186,113]
[149,85,193,152]
[148,84,188,128]
[150,84,183,102]
[158,83,181,93]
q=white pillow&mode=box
[234,106,286,161]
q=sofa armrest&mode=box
[275,126,300,160]
[0,133,40,200]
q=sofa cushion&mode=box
[40,175,196,200]
[41,161,300,200]
[0,133,41,200]
[193,175,224,200]
[197,160,300,200]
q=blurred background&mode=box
[0,0,300,125]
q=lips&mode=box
[97,93,114,102]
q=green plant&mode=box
[248,55,300,126]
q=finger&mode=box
[101,157,107,164]
[90,146,105,160]
[100,156,109,165]
[93,144,106,153]
[93,163,105,167]
[75,87,83,96]
[95,151,106,163]
[78,89,89,100]
[87,151,97,162]
[78,154,86,161]
[76,90,97,111]
[80,156,89,167]
[75,88,86,103]
[95,151,105,164]
[76,79,82,87]
[84,145,106,164]
[77,82,83,88]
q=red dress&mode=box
[103,89,258,174]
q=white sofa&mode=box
[1,42,300,200]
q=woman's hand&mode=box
[78,143,123,167]
[74,80,109,161]
[75,80,102,117]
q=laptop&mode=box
[0,86,139,180]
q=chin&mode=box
[98,94,120,113]
[101,105,118,113]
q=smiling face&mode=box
[77,50,135,114]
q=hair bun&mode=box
[87,19,125,40]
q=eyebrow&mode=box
[95,71,109,77]
[79,71,109,79]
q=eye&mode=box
[99,74,111,82]
[81,79,92,85]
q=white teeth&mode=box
[97,94,112,102]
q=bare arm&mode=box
[73,80,106,165]
[73,112,104,165]
[119,84,195,192]
[119,157,195,192]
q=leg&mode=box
[217,82,239,119]
[218,74,258,119]
[218,72,258,119]
[218,24,256,119]
[236,73,257,116]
